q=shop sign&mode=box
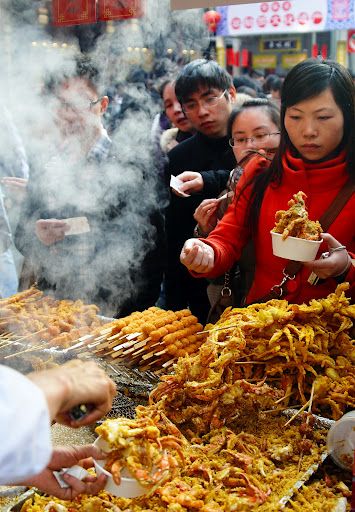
[252,53,277,68]
[171,0,263,9]
[97,0,143,21]
[52,0,96,26]
[348,29,355,53]
[327,0,354,29]
[281,53,307,68]
[217,0,327,36]
[260,38,300,51]
[336,40,347,66]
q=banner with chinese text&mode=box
[217,1,328,36]
[97,0,144,21]
[52,0,96,26]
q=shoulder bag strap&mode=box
[255,180,355,303]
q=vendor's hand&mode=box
[20,445,107,500]
[173,171,203,195]
[303,233,351,280]
[35,219,69,246]
[28,360,116,427]
[180,238,214,273]
[193,199,219,235]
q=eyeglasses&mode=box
[229,132,280,147]
[182,90,228,114]
[58,97,102,112]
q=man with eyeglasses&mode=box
[164,59,237,323]
[15,59,163,317]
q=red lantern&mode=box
[203,10,221,33]
[321,44,328,59]
[312,43,319,58]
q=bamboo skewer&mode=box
[3,343,46,359]
[284,399,310,427]
[297,382,315,473]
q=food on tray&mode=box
[21,412,328,511]
[95,415,185,488]
[86,307,207,372]
[149,284,354,427]
[272,191,322,241]
[0,287,102,351]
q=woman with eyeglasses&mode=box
[181,59,355,306]
[193,98,280,239]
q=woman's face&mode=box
[284,87,344,161]
[163,82,193,133]
[231,107,280,162]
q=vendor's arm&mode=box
[0,365,52,484]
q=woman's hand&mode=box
[20,445,107,500]
[303,233,352,280]
[193,199,219,236]
[180,238,214,273]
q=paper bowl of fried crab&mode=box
[93,416,185,498]
[271,191,323,262]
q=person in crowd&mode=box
[181,59,355,305]
[165,59,238,323]
[270,76,283,105]
[0,104,30,298]
[263,73,279,97]
[15,58,162,317]
[193,98,280,318]
[1,359,116,497]
[159,80,194,154]
[233,75,263,97]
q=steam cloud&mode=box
[0,0,208,318]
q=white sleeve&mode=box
[0,365,52,484]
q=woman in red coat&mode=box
[180,59,355,305]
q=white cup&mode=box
[327,411,355,471]
[93,437,147,498]
[271,231,322,262]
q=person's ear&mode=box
[228,86,237,103]
[99,96,109,114]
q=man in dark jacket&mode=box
[165,59,237,323]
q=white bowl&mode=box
[327,411,355,471]
[271,231,322,262]
[93,437,147,498]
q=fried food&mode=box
[273,191,322,240]
[95,414,185,488]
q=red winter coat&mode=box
[192,149,355,304]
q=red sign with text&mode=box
[52,0,96,26]
[97,0,143,21]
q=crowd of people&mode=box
[0,56,354,321]
[0,54,354,500]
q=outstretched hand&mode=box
[180,238,215,274]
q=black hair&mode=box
[235,85,257,98]
[174,59,233,104]
[242,59,355,233]
[43,55,100,96]
[270,76,282,93]
[227,98,280,139]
